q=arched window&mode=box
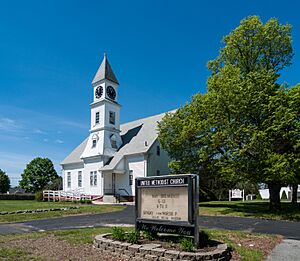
[110,134,117,149]
[92,134,99,148]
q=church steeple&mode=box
[81,54,122,159]
[92,53,119,85]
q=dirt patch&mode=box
[227,233,283,261]
[2,235,125,261]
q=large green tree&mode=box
[0,169,10,193]
[19,157,58,193]
[158,16,299,211]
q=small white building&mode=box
[61,54,171,201]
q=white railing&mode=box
[43,190,92,202]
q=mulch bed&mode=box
[2,235,125,261]
[1,232,282,261]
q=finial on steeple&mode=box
[92,53,119,85]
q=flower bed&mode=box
[93,233,231,261]
[0,206,79,215]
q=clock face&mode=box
[95,86,103,98]
[106,86,116,100]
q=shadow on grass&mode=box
[200,201,300,221]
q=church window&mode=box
[90,172,93,186]
[90,171,97,186]
[95,112,100,124]
[156,145,160,156]
[129,170,133,186]
[67,172,71,188]
[109,111,115,125]
[92,134,99,148]
[94,172,97,186]
[110,134,117,149]
[111,140,117,149]
[78,171,82,187]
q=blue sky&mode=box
[0,0,299,186]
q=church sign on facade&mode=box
[135,174,199,246]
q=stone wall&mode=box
[93,233,231,261]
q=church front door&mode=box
[103,172,115,195]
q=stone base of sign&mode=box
[93,234,231,261]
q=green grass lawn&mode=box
[0,200,125,223]
[200,200,300,221]
[0,227,280,261]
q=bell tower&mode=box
[81,54,122,159]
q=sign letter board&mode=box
[135,174,199,246]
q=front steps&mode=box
[103,195,118,203]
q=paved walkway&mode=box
[1,206,300,260]
[198,215,300,240]
[267,239,300,261]
[0,206,299,240]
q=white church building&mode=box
[61,55,171,201]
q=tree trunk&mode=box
[292,184,298,204]
[268,183,281,211]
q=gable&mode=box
[61,111,170,167]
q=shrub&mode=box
[180,238,194,252]
[0,194,35,200]
[256,192,262,200]
[35,191,44,201]
[112,227,126,241]
[199,230,210,248]
[126,230,140,244]
[281,191,288,200]
[143,230,157,241]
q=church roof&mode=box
[60,138,88,165]
[92,54,119,85]
[60,111,171,166]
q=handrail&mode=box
[43,190,92,202]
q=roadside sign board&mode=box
[135,174,199,246]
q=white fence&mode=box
[43,190,92,202]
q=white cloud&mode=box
[0,118,22,132]
[55,139,64,144]
[33,129,46,134]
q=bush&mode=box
[0,194,35,200]
[180,238,194,252]
[126,230,140,244]
[35,191,43,201]
[256,192,262,200]
[79,199,92,204]
[143,230,157,241]
[112,227,126,241]
[281,190,288,200]
[199,230,210,248]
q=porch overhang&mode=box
[100,169,126,174]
